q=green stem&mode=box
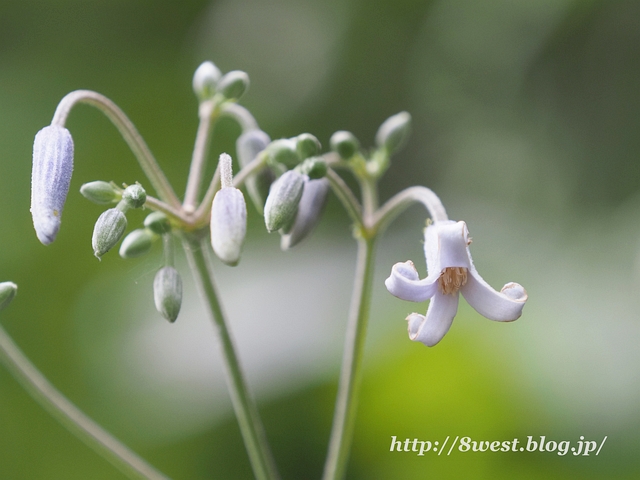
[181,234,280,480]
[0,324,168,480]
[51,90,181,209]
[322,236,377,480]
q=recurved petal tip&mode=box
[31,125,74,245]
[385,260,438,302]
[461,270,527,322]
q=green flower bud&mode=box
[281,179,329,250]
[217,70,250,100]
[264,170,305,233]
[153,266,182,323]
[119,228,154,258]
[0,282,17,311]
[295,133,321,160]
[298,157,327,180]
[267,139,299,169]
[121,184,147,209]
[193,61,221,101]
[210,187,247,266]
[92,208,127,258]
[375,111,411,153]
[330,130,360,159]
[143,211,171,235]
[80,181,119,204]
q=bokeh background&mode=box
[1,0,640,478]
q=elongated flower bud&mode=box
[0,282,17,311]
[210,188,247,266]
[237,130,273,214]
[92,208,127,258]
[375,111,411,153]
[281,178,329,250]
[154,266,182,323]
[217,70,250,100]
[80,181,119,204]
[263,170,305,233]
[31,125,74,245]
[119,228,154,258]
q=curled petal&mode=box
[407,291,459,347]
[461,269,527,322]
[385,261,439,302]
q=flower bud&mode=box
[121,184,147,209]
[193,61,222,101]
[80,181,119,204]
[281,179,329,250]
[267,139,299,169]
[119,228,154,258]
[263,170,305,233]
[0,282,17,311]
[92,208,127,259]
[217,70,250,100]
[330,130,359,159]
[298,157,327,180]
[31,125,74,245]
[237,130,273,214]
[210,187,247,266]
[154,266,182,323]
[295,133,321,160]
[144,211,171,235]
[375,111,411,153]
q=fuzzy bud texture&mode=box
[154,266,182,323]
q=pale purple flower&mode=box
[30,125,74,245]
[385,220,527,347]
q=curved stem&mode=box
[51,90,181,209]
[322,236,377,480]
[221,103,259,131]
[325,169,363,228]
[183,101,219,213]
[181,234,280,480]
[373,185,448,233]
[0,324,168,480]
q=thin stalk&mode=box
[181,235,279,480]
[373,185,449,233]
[51,90,181,209]
[183,101,219,213]
[322,236,377,480]
[0,324,168,480]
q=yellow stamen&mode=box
[437,267,468,295]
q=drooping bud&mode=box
[295,133,321,160]
[153,266,182,323]
[92,208,127,259]
[210,153,247,266]
[119,228,154,258]
[144,211,171,235]
[281,178,329,250]
[121,184,147,209]
[375,111,411,153]
[217,70,250,100]
[330,130,359,159]
[193,61,222,101]
[267,139,299,169]
[263,170,305,233]
[80,181,119,204]
[236,130,273,214]
[298,157,327,180]
[0,282,17,311]
[31,125,74,245]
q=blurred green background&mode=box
[1,0,640,478]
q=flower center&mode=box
[437,267,468,295]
